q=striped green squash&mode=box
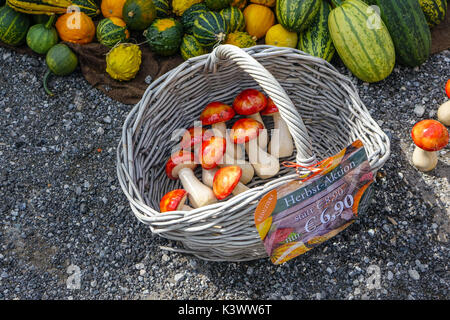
[328,0,395,83]
[220,6,245,32]
[181,3,209,34]
[72,0,100,17]
[96,17,130,48]
[298,0,335,62]
[418,0,447,27]
[0,5,30,46]
[193,11,228,47]
[153,0,170,18]
[367,0,431,67]
[144,18,184,56]
[180,34,207,60]
[276,0,321,32]
[205,0,231,11]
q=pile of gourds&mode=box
[0,0,448,92]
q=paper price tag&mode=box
[255,140,375,265]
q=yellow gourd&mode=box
[265,24,298,48]
[250,0,275,7]
[172,0,203,16]
[106,43,142,81]
[243,4,275,39]
[225,31,257,48]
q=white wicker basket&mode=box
[117,45,390,262]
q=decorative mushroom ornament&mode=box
[231,118,280,179]
[159,189,193,212]
[437,100,450,126]
[233,89,269,150]
[411,120,449,172]
[198,136,227,188]
[261,98,294,158]
[213,166,250,200]
[165,150,217,208]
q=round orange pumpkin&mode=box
[55,11,95,44]
[243,4,275,39]
[101,0,127,19]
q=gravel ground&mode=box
[0,46,448,300]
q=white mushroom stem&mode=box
[412,146,438,172]
[437,100,450,126]
[219,152,255,184]
[178,168,217,208]
[245,138,280,179]
[248,113,268,151]
[181,205,193,211]
[202,167,218,188]
[211,122,243,160]
[232,182,250,196]
[268,112,294,158]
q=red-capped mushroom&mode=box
[233,89,269,150]
[166,150,217,208]
[261,98,294,158]
[159,189,192,212]
[411,119,449,172]
[180,127,213,152]
[213,166,250,200]
[231,118,280,179]
[198,136,226,187]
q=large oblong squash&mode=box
[328,0,395,83]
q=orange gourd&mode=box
[101,0,127,19]
[243,4,275,39]
[55,11,95,44]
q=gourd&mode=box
[265,24,298,48]
[276,0,321,32]
[180,34,207,60]
[106,43,142,81]
[220,6,245,33]
[101,0,127,18]
[172,0,203,16]
[7,0,99,16]
[193,11,228,47]
[205,0,231,11]
[0,4,30,46]
[44,44,78,96]
[122,0,156,31]
[55,11,95,44]
[144,18,184,56]
[328,0,395,83]
[243,4,274,39]
[72,0,100,17]
[26,14,58,54]
[181,3,209,35]
[418,0,447,28]
[153,0,170,18]
[250,0,275,7]
[225,31,256,48]
[96,17,130,48]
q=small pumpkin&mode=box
[26,14,59,54]
[101,0,127,18]
[193,11,228,47]
[106,43,142,81]
[55,11,95,44]
[243,4,274,39]
[123,0,157,31]
[144,18,183,56]
[180,34,207,60]
[44,44,78,96]
[220,6,245,33]
[96,17,130,48]
[0,4,30,46]
[250,0,275,7]
[231,0,247,9]
[225,31,256,48]
[265,24,298,48]
[172,0,203,16]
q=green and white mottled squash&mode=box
[220,6,245,32]
[96,17,130,48]
[0,4,30,46]
[418,0,447,27]
[328,0,395,83]
[193,11,228,47]
[298,0,334,62]
[181,3,209,34]
[144,18,184,56]
[276,0,321,32]
[26,14,58,54]
[180,34,207,60]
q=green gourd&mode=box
[44,44,78,96]
[0,4,30,46]
[26,14,58,55]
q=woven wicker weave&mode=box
[117,45,390,262]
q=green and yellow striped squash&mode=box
[153,0,170,18]
[367,0,431,67]
[418,0,447,27]
[72,0,100,17]
[328,0,395,83]
[220,6,245,32]
[193,11,228,47]
[96,17,130,48]
[0,4,30,46]
[181,3,209,34]
[180,34,207,60]
[205,0,231,11]
[6,0,99,16]
[276,0,321,32]
[225,31,256,48]
[144,18,184,56]
[298,0,334,62]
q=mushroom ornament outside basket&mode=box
[116,45,390,262]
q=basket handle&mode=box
[207,44,317,166]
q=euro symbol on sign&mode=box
[366,5,382,30]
